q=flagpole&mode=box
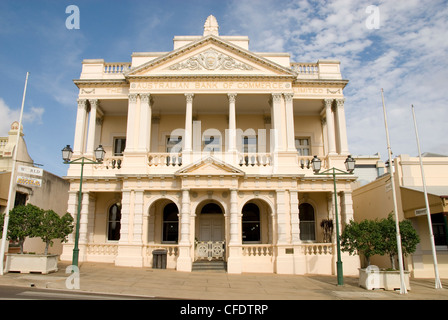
[381,88,407,294]
[0,72,29,276]
[411,104,443,289]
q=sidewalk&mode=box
[0,261,447,300]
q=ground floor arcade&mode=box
[60,175,360,276]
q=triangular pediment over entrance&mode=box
[175,156,244,177]
[126,35,296,79]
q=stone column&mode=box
[324,99,337,155]
[335,99,349,155]
[177,188,192,272]
[124,94,138,153]
[340,191,354,226]
[284,93,296,152]
[271,93,284,152]
[133,190,144,244]
[289,190,300,244]
[138,93,152,152]
[86,99,98,156]
[227,189,242,274]
[119,190,131,244]
[276,190,288,244]
[73,99,88,155]
[184,93,194,153]
[227,93,237,152]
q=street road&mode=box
[0,285,155,300]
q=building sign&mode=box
[18,165,43,177]
[16,176,42,187]
[130,81,292,92]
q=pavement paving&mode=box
[0,261,447,301]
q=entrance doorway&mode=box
[196,202,225,261]
[198,202,224,241]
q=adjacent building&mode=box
[0,121,69,254]
[61,15,359,275]
[353,153,448,278]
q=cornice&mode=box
[293,79,349,88]
[73,79,128,87]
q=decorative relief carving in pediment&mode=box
[169,49,254,71]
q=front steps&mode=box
[192,260,227,272]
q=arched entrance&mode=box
[198,202,224,241]
[195,201,225,261]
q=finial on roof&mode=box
[203,15,219,36]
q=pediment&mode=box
[175,156,244,176]
[126,35,296,79]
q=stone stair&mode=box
[192,260,227,272]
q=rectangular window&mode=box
[166,136,182,153]
[243,136,257,153]
[203,135,220,152]
[114,138,126,156]
[432,213,447,246]
[295,137,311,156]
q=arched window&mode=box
[108,203,121,241]
[299,203,315,241]
[201,202,222,214]
[163,203,179,243]
[242,203,260,243]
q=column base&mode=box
[114,244,144,267]
[176,245,192,272]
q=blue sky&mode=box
[1,0,447,177]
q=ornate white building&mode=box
[61,16,359,275]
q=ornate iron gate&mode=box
[195,241,225,261]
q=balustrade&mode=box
[242,244,273,257]
[104,62,131,74]
[291,63,319,77]
[86,243,118,256]
[300,243,334,255]
[145,244,179,257]
[238,153,272,167]
[148,153,182,167]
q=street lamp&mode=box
[311,154,356,286]
[62,144,105,267]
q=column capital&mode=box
[335,98,345,108]
[323,98,334,109]
[128,93,138,103]
[77,99,87,108]
[140,93,151,104]
[185,93,195,103]
[88,99,99,108]
[271,93,282,103]
[227,93,237,102]
[283,92,294,102]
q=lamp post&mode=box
[62,144,105,267]
[311,155,355,286]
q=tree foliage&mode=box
[341,214,420,269]
[341,219,385,266]
[0,204,74,255]
[37,210,74,255]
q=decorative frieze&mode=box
[169,49,254,71]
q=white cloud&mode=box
[226,0,448,157]
[0,97,44,136]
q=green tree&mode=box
[341,219,385,266]
[380,214,420,270]
[36,210,74,255]
[0,204,43,254]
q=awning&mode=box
[400,186,448,219]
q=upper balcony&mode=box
[78,59,342,82]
